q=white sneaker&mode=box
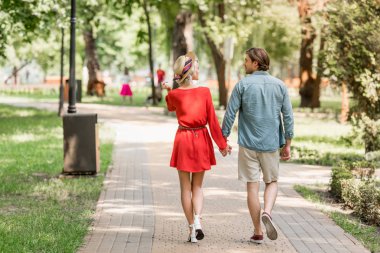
[187,224,198,243]
[262,212,278,240]
[194,214,204,240]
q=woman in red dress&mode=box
[162,52,231,243]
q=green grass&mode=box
[294,184,380,253]
[330,212,380,253]
[0,88,58,99]
[291,96,354,113]
[294,184,324,203]
[0,86,167,107]
[0,85,220,108]
[289,108,365,165]
[81,87,167,107]
[0,104,113,253]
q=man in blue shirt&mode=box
[222,47,294,244]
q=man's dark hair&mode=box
[245,48,270,71]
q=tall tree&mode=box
[118,0,164,104]
[297,0,318,107]
[296,0,328,108]
[83,27,106,96]
[0,0,65,86]
[155,1,193,90]
[198,4,227,108]
[172,11,193,89]
[3,25,66,85]
[323,0,380,152]
[0,0,57,58]
[142,0,157,104]
[196,0,260,108]
[74,0,130,97]
[79,2,109,97]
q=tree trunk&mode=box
[13,66,18,85]
[172,11,193,89]
[313,26,327,108]
[313,1,328,108]
[298,0,318,108]
[198,7,227,109]
[340,82,349,123]
[142,0,157,105]
[5,62,29,85]
[215,57,227,108]
[84,28,106,97]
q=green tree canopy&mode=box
[323,0,380,153]
[0,0,66,58]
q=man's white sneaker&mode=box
[261,212,278,240]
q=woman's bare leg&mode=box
[191,171,205,216]
[178,170,194,225]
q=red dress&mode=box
[165,87,227,172]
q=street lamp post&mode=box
[67,0,76,113]
[62,0,99,175]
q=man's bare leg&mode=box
[264,181,278,215]
[262,181,278,240]
[247,182,263,235]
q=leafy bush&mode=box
[351,114,380,154]
[355,182,380,226]
[330,160,375,199]
[322,153,364,166]
[330,162,354,199]
[323,0,380,152]
[330,160,379,226]
[349,160,375,180]
[291,147,320,164]
[291,146,364,166]
[340,179,361,209]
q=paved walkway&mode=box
[0,96,370,253]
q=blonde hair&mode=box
[173,55,194,85]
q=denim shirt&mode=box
[222,71,294,152]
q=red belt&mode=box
[178,125,206,138]
[178,125,206,130]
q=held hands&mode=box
[219,145,232,157]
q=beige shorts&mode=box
[238,146,279,183]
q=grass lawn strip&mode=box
[0,104,113,253]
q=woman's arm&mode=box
[163,82,175,111]
[206,88,227,150]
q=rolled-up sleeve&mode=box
[222,82,242,137]
[281,87,294,139]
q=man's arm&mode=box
[222,82,242,137]
[281,86,294,160]
[280,139,291,160]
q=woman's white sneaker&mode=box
[187,224,198,243]
[194,214,204,240]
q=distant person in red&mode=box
[156,64,165,102]
[146,64,165,105]
[119,67,133,103]
[156,64,165,85]
[162,52,232,243]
